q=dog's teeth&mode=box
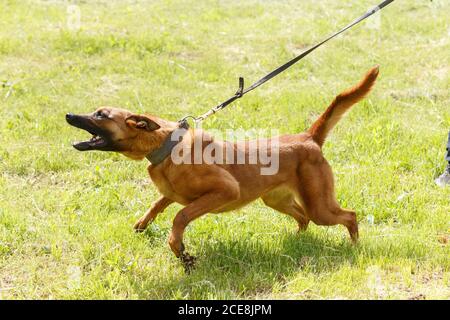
[87,135,104,146]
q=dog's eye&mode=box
[94,111,105,119]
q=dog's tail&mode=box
[308,66,379,147]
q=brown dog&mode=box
[66,66,379,270]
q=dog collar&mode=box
[145,120,190,166]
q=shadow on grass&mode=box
[196,231,359,275]
[138,224,428,298]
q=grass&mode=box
[0,0,449,299]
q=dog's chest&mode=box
[147,166,191,205]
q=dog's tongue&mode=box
[72,136,106,150]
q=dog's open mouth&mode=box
[73,132,108,151]
[66,113,111,151]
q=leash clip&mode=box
[179,77,245,126]
[178,115,203,128]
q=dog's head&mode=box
[66,107,177,159]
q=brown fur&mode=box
[308,66,379,146]
[67,66,379,271]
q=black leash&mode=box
[181,0,395,124]
[147,0,396,165]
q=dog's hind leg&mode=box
[297,160,359,243]
[261,192,309,232]
[134,196,173,232]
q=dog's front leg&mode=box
[134,196,173,232]
[169,190,238,272]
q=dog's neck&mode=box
[145,120,190,165]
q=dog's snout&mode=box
[66,113,85,127]
[66,113,79,125]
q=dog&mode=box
[66,66,379,271]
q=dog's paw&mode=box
[180,252,197,274]
[133,217,148,232]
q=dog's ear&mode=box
[125,115,160,131]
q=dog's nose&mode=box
[66,113,74,121]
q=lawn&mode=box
[0,0,449,299]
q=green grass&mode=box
[0,0,449,299]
